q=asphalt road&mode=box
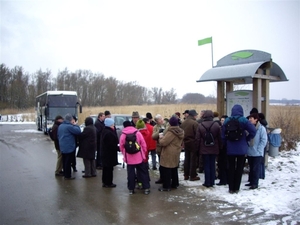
[0,124,288,225]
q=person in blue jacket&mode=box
[58,113,81,180]
[246,113,268,189]
[222,104,256,194]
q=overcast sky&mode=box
[1,0,299,100]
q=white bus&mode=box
[35,91,82,134]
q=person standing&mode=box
[52,115,64,176]
[131,111,140,127]
[222,104,256,193]
[158,116,184,191]
[246,113,268,189]
[77,117,97,178]
[95,112,105,169]
[182,110,189,120]
[216,115,228,185]
[146,112,156,126]
[196,110,221,188]
[152,114,169,184]
[71,115,79,172]
[100,118,119,188]
[180,110,200,181]
[119,121,150,195]
[143,118,157,170]
[57,114,81,180]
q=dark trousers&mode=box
[248,156,262,186]
[227,155,245,192]
[149,150,157,168]
[158,155,163,180]
[184,145,198,178]
[127,163,150,190]
[203,154,217,186]
[96,148,102,167]
[161,166,179,189]
[71,150,76,170]
[83,158,96,176]
[62,152,74,178]
[102,166,114,185]
[217,150,228,184]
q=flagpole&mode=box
[211,37,214,68]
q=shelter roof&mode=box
[197,50,288,84]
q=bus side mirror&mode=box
[79,105,82,113]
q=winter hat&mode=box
[55,115,63,121]
[72,115,78,122]
[169,116,179,126]
[188,109,198,116]
[146,112,153,119]
[123,120,132,128]
[250,107,258,114]
[136,119,145,129]
[104,118,114,127]
[248,113,259,120]
[104,110,111,116]
[64,113,73,122]
[143,117,149,123]
[175,112,180,117]
[85,117,94,126]
[182,110,189,115]
[132,111,140,118]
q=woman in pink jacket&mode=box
[119,121,150,195]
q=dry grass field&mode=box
[78,104,217,123]
[2,104,299,150]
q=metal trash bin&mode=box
[268,128,282,157]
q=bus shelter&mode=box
[196,50,288,119]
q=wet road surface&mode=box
[0,124,295,224]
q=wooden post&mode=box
[217,81,225,116]
[253,78,262,112]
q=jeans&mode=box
[248,156,262,186]
[203,154,217,186]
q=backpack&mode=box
[201,122,215,147]
[122,130,141,154]
[49,128,55,141]
[225,117,243,141]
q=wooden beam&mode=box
[253,74,281,81]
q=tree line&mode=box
[0,63,216,109]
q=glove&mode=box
[159,128,164,133]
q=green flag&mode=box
[198,37,212,46]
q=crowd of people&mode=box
[52,104,269,195]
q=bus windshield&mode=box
[48,107,77,120]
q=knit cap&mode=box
[169,116,178,126]
[136,119,145,129]
[104,118,114,127]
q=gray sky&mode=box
[1,0,299,100]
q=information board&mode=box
[226,90,253,116]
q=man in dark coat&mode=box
[100,118,119,188]
[77,117,97,178]
[94,112,105,169]
[52,115,64,176]
[180,109,200,181]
